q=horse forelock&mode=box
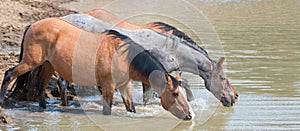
[169,74,179,89]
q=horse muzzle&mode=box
[221,97,235,107]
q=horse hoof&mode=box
[103,106,112,115]
[1,98,15,108]
[39,103,47,109]
[103,110,111,115]
[130,105,136,113]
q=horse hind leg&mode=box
[35,62,54,111]
[57,77,68,106]
[0,63,38,103]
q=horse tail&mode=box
[18,25,30,62]
[9,25,35,99]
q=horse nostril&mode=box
[235,93,239,99]
[184,114,192,120]
[221,97,233,107]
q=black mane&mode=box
[105,29,128,40]
[126,41,167,77]
[128,44,179,88]
[107,29,168,78]
[153,22,208,56]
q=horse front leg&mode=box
[118,82,135,113]
[142,83,158,105]
[100,81,115,115]
[179,78,195,102]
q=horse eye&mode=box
[173,92,179,97]
[220,76,226,81]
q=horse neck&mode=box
[121,30,214,75]
[176,41,213,74]
[127,45,167,94]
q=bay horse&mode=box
[0,18,194,120]
[61,13,236,107]
[86,9,238,100]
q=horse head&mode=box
[160,73,194,120]
[201,57,235,107]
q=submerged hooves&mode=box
[1,98,16,109]
[103,106,112,115]
[38,101,47,112]
[39,102,47,109]
[128,105,136,113]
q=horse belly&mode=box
[73,32,105,86]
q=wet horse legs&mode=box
[0,63,38,103]
[100,80,115,115]
[118,82,136,113]
[36,62,54,110]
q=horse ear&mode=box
[165,73,173,89]
[165,73,170,82]
[218,57,225,68]
[175,72,182,81]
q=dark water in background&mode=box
[1,0,299,130]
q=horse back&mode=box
[86,9,142,30]
[25,18,107,85]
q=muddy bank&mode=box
[0,0,79,122]
[0,0,78,88]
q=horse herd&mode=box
[0,9,238,120]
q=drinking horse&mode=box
[0,18,193,120]
[61,13,236,107]
[86,9,238,100]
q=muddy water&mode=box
[1,0,300,130]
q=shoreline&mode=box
[0,0,79,123]
[0,0,79,85]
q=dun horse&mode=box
[0,18,193,120]
[61,13,236,107]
